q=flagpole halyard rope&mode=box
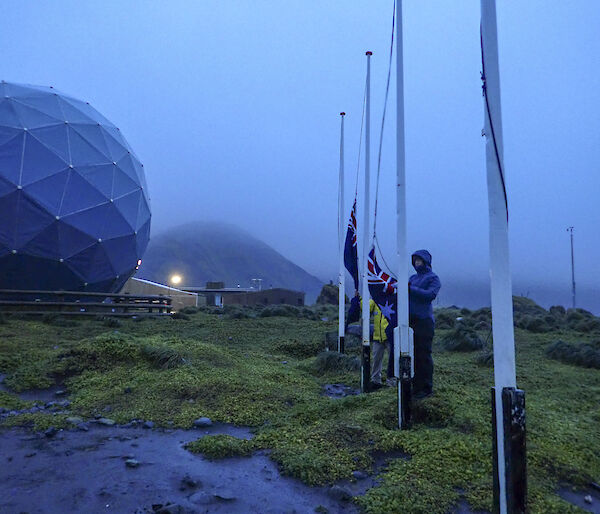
[373,0,396,243]
[480,24,509,222]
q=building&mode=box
[183,282,304,307]
[120,277,202,311]
[225,288,305,307]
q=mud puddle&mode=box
[0,424,360,513]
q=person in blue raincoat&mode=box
[409,250,441,399]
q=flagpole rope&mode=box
[480,24,508,222]
[355,83,366,198]
[372,0,396,243]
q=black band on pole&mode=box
[400,355,412,428]
[339,336,345,354]
[492,387,527,513]
[361,344,371,393]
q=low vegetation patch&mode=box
[311,351,360,375]
[545,339,600,369]
[439,325,484,352]
[186,434,255,459]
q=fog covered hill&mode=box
[136,222,324,302]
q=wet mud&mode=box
[0,424,361,513]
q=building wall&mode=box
[120,277,204,311]
[224,288,304,306]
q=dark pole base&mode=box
[400,355,412,428]
[339,336,345,354]
[492,387,527,513]
[361,344,371,393]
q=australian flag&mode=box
[344,200,359,291]
[367,246,398,330]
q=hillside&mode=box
[136,222,324,302]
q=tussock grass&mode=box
[545,339,600,369]
[311,351,360,375]
[439,325,484,352]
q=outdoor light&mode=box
[170,274,182,286]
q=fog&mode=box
[2,1,599,312]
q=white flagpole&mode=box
[338,112,346,353]
[481,2,525,512]
[361,51,373,393]
[395,0,410,428]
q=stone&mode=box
[54,389,67,396]
[44,427,58,438]
[189,492,214,505]
[193,417,212,427]
[125,459,140,468]
[143,420,155,429]
[66,416,83,424]
[180,474,199,490]
[327,485,352,502]
[214,490,236,501]
[584,495,593,504]
[156,504,185,514]
[98,418,116,426]
[77,422,89,431]
[352,470,368,480]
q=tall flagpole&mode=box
[361,51,372,393]
[481,1,526,512]
[338,112,346,353]
[395,0,411,428]
[567,226,576,308]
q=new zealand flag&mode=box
[344,200,359,291]
[367,247,398,330]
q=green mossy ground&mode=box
[0,303,598,513]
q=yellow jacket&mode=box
[361,299,388,342]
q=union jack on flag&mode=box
[344,200,359,291]
[367,247,398,326]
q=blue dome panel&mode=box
[29,124,70,162]
[0,81,151,293]
[21,134,68,184]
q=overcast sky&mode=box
[1,1,599,311]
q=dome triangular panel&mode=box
[57,221,97,259]
[56,96,95,124]
[70,123,112,160]
[21,133,68,184]
[103,234,137,275]
[23,169,69,215]
[0,99,24,129]
[0,131,25,184]
[99,126,129,161]
[15,93,65,121]
[67,125,112,166]
[21,220,61,260]
[29,124,70,162]
[61,96,115,127]
[59,171,109,216]
[11,100,62,127]
[61,202,110,237]
[75,164,114,199]
[114,189,142,230]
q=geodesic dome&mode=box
[0,81,151,292]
